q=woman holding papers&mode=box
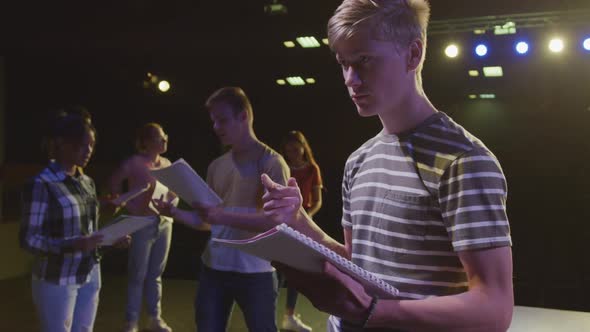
[108,122,177,332]
[279,130,323,332]
[20,110,126,332]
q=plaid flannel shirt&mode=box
[20,161,100,285]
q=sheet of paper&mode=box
[150,158,222,206]
[111,183,151,206]
[148,180,170,214]
[97,215,155,245]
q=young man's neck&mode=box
[380,91,436,135]
[230,131,260,154]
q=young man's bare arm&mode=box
[171,207,211,232]
[368,246,513,332]
[151,199,210,231]
[204,208,279,233]
[261,173,348,257]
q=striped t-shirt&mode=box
[342,111,511,302]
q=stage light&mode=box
[276,79,286,85]
[264,0,287,15]
[283,41,295,48]
[468,94,478,99]
[583,38,590,51]
[494,21,516,35]
[286,76,306,86]
[483,66,503,77]
[468,70,479,77]
[480,94,496,99]
[305,78,316,84]
[158,80,170,93]
[445,44,459,58]
[515,41,529,54]
[548,38,564,53]
[322,38,329,45]
[296,36,321,48]
[475,44,488,57]
[149,74,159,84]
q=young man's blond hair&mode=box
[328,0,430,91]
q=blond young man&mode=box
[261,1,513,331]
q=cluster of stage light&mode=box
[143,73,171,93]
[444,36,590,58]
[276,76,316,86]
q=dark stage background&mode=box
[1,0,589,312]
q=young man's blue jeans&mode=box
[32,264,101,332]
[126,217,172,323]
[195,264,278,332]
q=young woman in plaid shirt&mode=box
[20,111,127,332]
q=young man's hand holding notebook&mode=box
[212,223,399,299]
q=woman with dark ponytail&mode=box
[20,110,126,332]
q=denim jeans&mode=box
[32,264,101,332]
[126,217,172,322]
[195,265,278,332]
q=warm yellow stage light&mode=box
[548,38,564,53]
[445,44,459,58]
[158,80,171,92]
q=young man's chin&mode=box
[356,105,377,117]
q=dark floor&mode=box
[1,274,328,332]
[5,273,590,331]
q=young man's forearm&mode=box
[210,205,349,258]
[367,247,513,331]
[291,210,349,258]
[208,210,278,233]
[370,286,512,331]
[171,208,210,231]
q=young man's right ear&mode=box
[407,39,424,72]
[238,110,248,123]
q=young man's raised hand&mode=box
[261,173,302,226]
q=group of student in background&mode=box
[19,0,514,331]
[20,87,322,332]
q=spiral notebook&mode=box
[212,224,399,298]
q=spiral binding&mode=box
[277,224,399,297]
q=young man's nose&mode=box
[344,67,361,88]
